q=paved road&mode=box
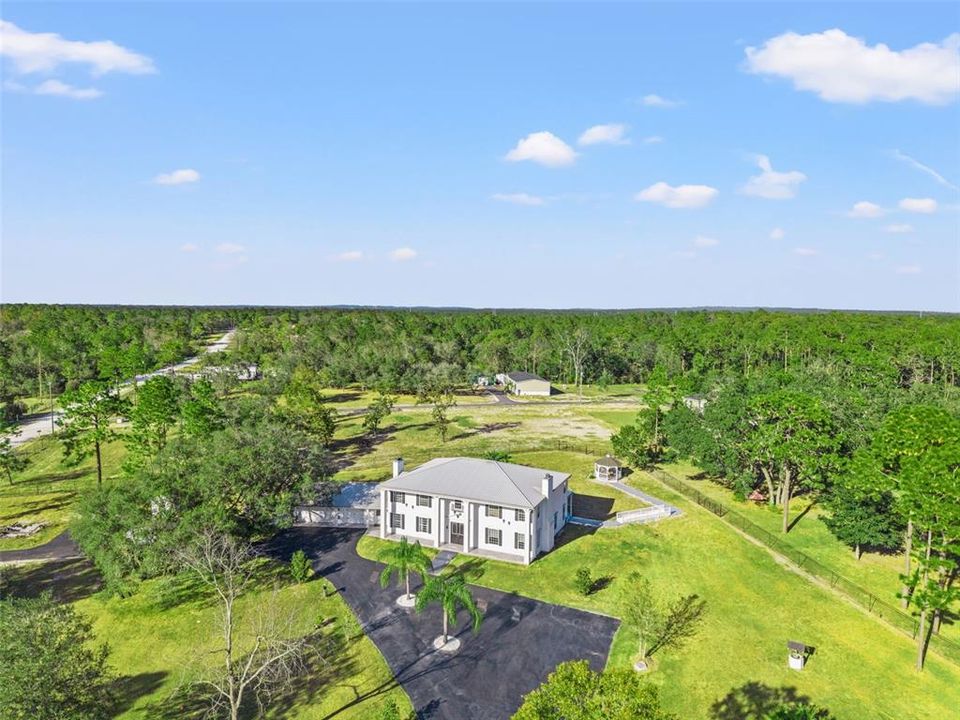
[5,329,235,448]
[0,530,82,564]
[266,527,618,720]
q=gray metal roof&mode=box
[595,454,622,467]
[378,457,570,508]
[505,371,548,383]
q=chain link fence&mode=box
[648,467,960,668]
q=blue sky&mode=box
[2,2,958,310]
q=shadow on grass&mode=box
[553,523,600,550]
[709,681,831,719]
[572,493,616,521]
[787,499,817,533]
[0,493,77,522]
[140,684,213,720]
[111,672,170,716]
[322,390,364,405]
[590,575,614,594]
[0,557,102,603]
[145,571,214,611]
[265,627,359,718]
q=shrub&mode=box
[481,450,512,463]
[378,699,402,720]
[290,549,313,583]
[574,567,593,596]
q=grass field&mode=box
[661,460,959,644]
[0,435,127,550]
[1,559,412,719]
[357,462,960,720]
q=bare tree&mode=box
[563,327,591,401]
[178,531,309,720]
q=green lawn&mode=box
[0,435,128,550]
[2,559,412,719]
[551,382,646,400]
[661,460,959,644]
[586,409,638,430]
[358,463,960,720]
[321,387,493,409]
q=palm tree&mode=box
[378,537,431,603]
[415,574,483,646]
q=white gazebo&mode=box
[594,454,623,482]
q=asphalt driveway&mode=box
[267,527,619,720]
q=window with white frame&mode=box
[390,513,405,530]
[452,499,463,511]
[485,528,502,546]
[514,508,525,522]
[514,532,525,550]
[390,491,406,504]
[416,494,432,508]
[416,517,432,534]
[485,505,502,518]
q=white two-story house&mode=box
[378,457,573,564]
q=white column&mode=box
[380,490,387,539]
[435,497,442,548]
[464,501,472,553]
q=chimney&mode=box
[541,473,553,498]
[392,457,405,478]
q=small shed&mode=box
[594,454,623,482]
[504,371,552,397]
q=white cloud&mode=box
[504,131,577,167]
[642,135,664,144]
[769,227,785,240]
[895,264,922,275]
[0,20,155,75]
[793,247,818,256]
[891,150,959,191]
[216,242,245,254]
[693,235,719,248]
[491,192,545,206]
[867,252,885,261]
[884,223,915,234]
[847,201,885,218]
[335,250,363,262]
[744,29,960,105]
[154,168,200,186]
[641,94,680,108]
[33,79,102,100]
[390,247,417,262]
[899,197,938,213]
[180,243,199,252]
[635,182,718,209]
[740,155,806,199]
[578,123,629,146]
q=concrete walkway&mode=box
[266,527,618,720]
[608,479,682,517]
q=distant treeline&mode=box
[221,308,959,394]
[3,306,959,403]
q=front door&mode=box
[449,522,464,546]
